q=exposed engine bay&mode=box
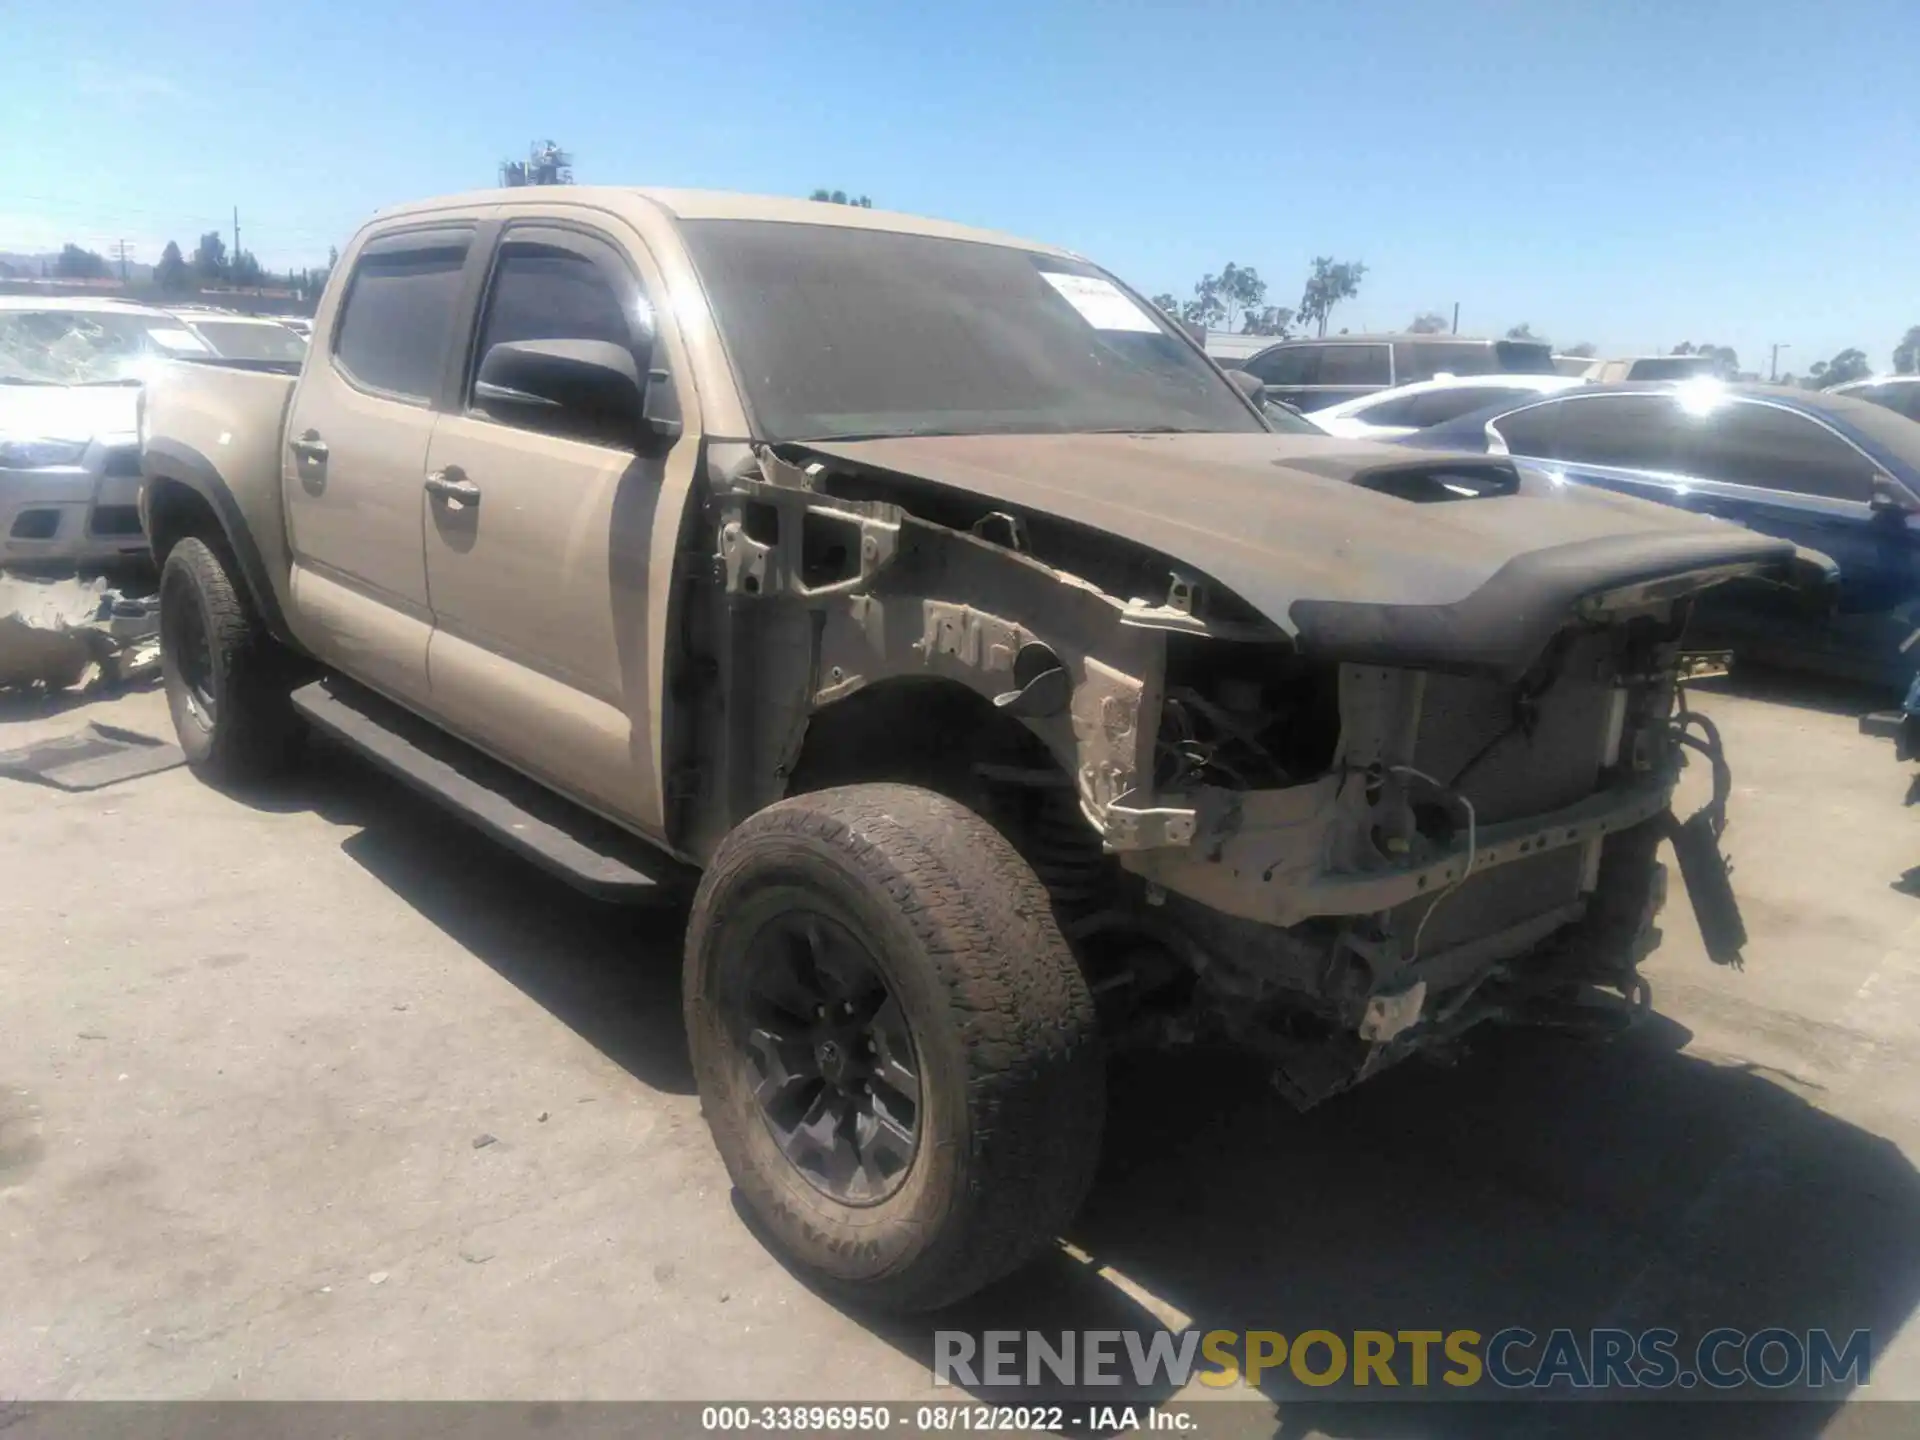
[671,434,1780,1106]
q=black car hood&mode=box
[800,432,1798,677]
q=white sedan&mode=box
[1311,373,1585,440]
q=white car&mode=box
[1310,373,1586,441]
[162,309,309,363]
[0,297,216,567]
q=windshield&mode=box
[185,319,309,362]
[682,220,1264,441]
[0,310,206,384]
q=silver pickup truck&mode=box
[140,186,1793,1310]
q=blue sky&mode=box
[5,0,1915,376]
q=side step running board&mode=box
[290,677,680,903]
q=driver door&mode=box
[421,222,681,836]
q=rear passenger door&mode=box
[283,225,479,706]
[1306,342,1392,411]
[1689,401,1910,618]
[420,222,681,835]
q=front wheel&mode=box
[160,536,302,786]
[684,783,1104,1312]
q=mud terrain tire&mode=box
[160,536,301,786]
[685,783,1104,1311]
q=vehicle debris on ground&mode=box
[0,571,160,697]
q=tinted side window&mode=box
[1550,395,1694,470]
[473,244,633,356]
[1395,341,1497,383]
[1855,383,1920,423]
[1319,344,1390,386]
[469,242,640,445]
[333,242,468,401]
[1693,403,1879,502]
[1408,386,1527,427]
[1245,346,1316,386]
[1488,399,1561,455]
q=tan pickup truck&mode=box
[140,186,1794,1309]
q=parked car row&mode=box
[1310,373,1583,440]
[0,296,309,567]
[1396,380,1920,690]
[1218,333,1559,411]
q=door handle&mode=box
[290,430,329,463]
[424,468,481,508]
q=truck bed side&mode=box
[140,358,300,645]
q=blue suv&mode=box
[1404,382,1920,689]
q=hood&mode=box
[799,431,1798,677]
[0,384,139,444]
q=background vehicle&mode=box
[1224,333,1557,411]
[141,187,1791,1311]
[1831,374,1920,423]
[1405,381,1920,687]
[0,296,212,567]
[1553,354,1599,378]
[164,309,310,363]
[1311,373,1582,440]
[1586,354,1724,383]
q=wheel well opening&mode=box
[786,677,1053,799]
[787,677,1116,935]
[144,478,223,566]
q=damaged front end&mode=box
[673,437,1781,1108]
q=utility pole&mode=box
[113,240,131,282]
[1770,342,1789,383]
[232,207,241,271]
[1451,302,1460,335]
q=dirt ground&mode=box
[2,669,1918,1431]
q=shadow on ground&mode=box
[255,739,695,1096]
[847,1025,1920,1438]
[246,740,1920,1439]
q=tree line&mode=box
[1147,257,1370,339]
[48,234,334,295]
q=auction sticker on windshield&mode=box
[1040,271,1161,332]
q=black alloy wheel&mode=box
[729,905,921,1205]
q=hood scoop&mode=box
[1325,457,1521,504]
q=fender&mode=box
[142,436,300,650]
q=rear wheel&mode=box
[685,783,1104,1311]
[160,536,302,785]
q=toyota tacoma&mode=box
[140,187,1792,1310]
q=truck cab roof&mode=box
[368,186,1076,258]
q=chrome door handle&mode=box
[290,430,328,463]
[424,469,481,507]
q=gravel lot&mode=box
[3,671,1918,1426]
